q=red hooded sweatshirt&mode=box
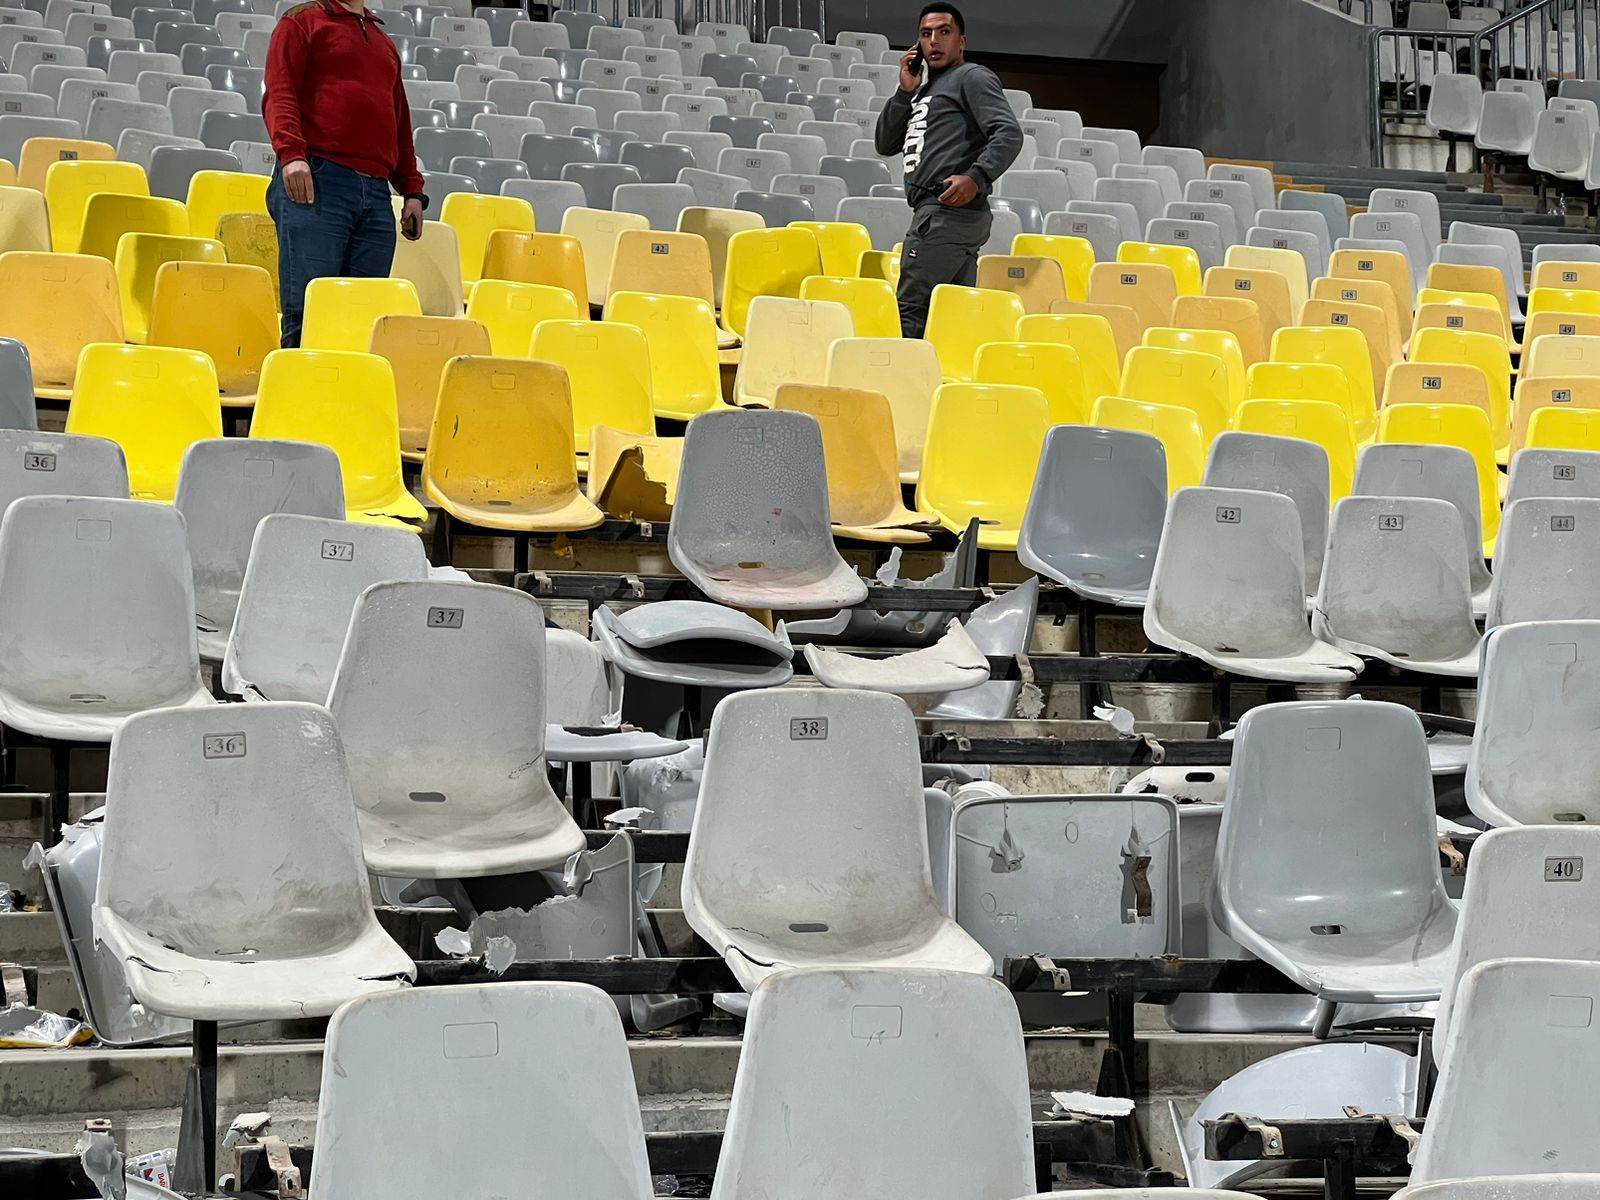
[263,0,425,198]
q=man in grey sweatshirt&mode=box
[874,2,1024,338]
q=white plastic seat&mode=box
[591,599,795,689]
[1208,161,1273,212]
[1186,176,1256,239]
[1369,185,1443,248]
[0,496,212,742]
[1505,446,1600,506]
[173,439,345,663]
[1426,71,1483,138]
[311,983,653,1198]
[711,967,1032,1200]
[1530,101,1596,181]
[1214,699,1461,1005]
[1394,1180,1600,1200]
[1350,209,1430,289]
[1045,208,1120,260]
[1486,497,1600,627]
[1414,958,1600,1181]
[221,513,429,702]
[1145,216,1223,269]
[327,578,585,878]
[669,409,867,611]
[924,576,1040,720]
[1352,442,1493,609]
[1313,496,1481,676]
[683,688,992,990]
[1279,187,1349,240]
[1449,220,1527,297]
[1018,425,1166,608]
[1467,619,1600,826]
[1144,486,1361,683]
[1204,431,1330,597]
[1093,174,1161,232]
[94,702,414,1020]
[0,429,126,514]
[1476,90,1539,156]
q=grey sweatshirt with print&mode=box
[873,60,1023,211]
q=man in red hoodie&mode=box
[263,0,426,347]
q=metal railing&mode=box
[553,0,827,38]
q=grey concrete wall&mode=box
[824,0,1169,63]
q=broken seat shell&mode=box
[592,599,795,689]
[801,621,988,694]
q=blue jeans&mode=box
[267,155,397,348]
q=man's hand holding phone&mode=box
[899,46,923,92]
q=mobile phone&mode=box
[907,46,923,72]
[401,211,420,239]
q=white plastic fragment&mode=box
[1047,1091,1136,1119]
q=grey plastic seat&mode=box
[508,19,565,58]
[114,125,194,170]
[1394,1180,1600,1200]
[416,43,475,82]
[58,77,133,126]
[612,109,680,143]
[1113,160,1180,206]
[420,168,475,200]
[409,104,445,130]
[1044,208,1120,260]
[1215,699,1460,1010]
[1435,240,1526,318]
[1145,487,1361,683]
[1467,620,1600,827]
[1254,205,1332,260]
[196,106,263,148]
[518,129,597,178]
[617,136,693,183]
[1313,496,1481,676]
[819,152,888,196]
[470,112,542,159]
[1066,197,1139,243]
[707,86,759,119]
[717,143,789,191]
[663,91,727,130]
[500,176,581,231]
[0,339,37,430]
[85,94,167,141]
[1280,186,1351,240]
[1505,447,1600,506]
[522,98,592,140]
[1245,223,1326,283]
[756,129,824,174]
[311,983,653,1199]
[570,123,633,161]
[797,117,855,156]
[152,22,216,56]
[836,194,907,250]
[701,51,757,88]
[561,160,639,208]
[450,154,528,194]
[669,408,866,611]
[1485,497,1600,627]
[0,431,125,518]
[1352,439,1492,601]
[173,440,344,664]
[575,84,634,130]
[30,64,100,106]
[414,123,490,169]
[676,166,744,209]
[95,702,414,1021]
[1350,209,1430,288]
[435,98,494,129]
[1185,176,1255,240]
[147,142,235,199]
[923,576,1040,720]
[709,969,1032,1200]
[768,171,843,220]
[610,180,693,230]
[221,513,429,703]
[742,72,794,104]
[1145,216,1223,270]
[995,166,1069,217]
[205,63,263,112]
[0,86,55,118]
[1204,431,1330,596]
[592,599,795,689]
[134,68,205,106]
[709,111,771,147]
[1018,425,1165,608]
[1533,242,1600,269]
[86,37,153,74]
[327,579,585,878]
[624,75,686,112]
[1413,958,1600,1181]
[214,11,271,48]
[482,76,551,111]
[431,15,490,49]
[1057,135,1119,178]
[180,44,247,78]
[684,688,991,988]
[1093,174,1161,232]
[734,186,811,225]
[986,196,1038,239]
[402,76,458,107]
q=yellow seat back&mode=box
[1531,260,1600,292]
[184,170,269,240]
[1170,294,1268,365]
[915,381,1050,547]
[464,278,583,356]
[301,276,423,353]
[799,274,901,338]
[1311,274,1403,352]
[146,260,279,403]
[1327,246,1414,337]
[113,232,225,343]
[1382,361,1492,425]
[607,228,714,304]
[924,283,1027,381]
[529,319,656,453]
[1525,333,1600,380]
[585,426,684,521]
[390,219,465,317]
[368,314,492,458]
[1425,262,1514,334]
[605,290,725,419]
[440,191,535,284]
[974,340,1089,425]
[1246,360,1353,412]
[1089,394,1206,492]
[1409,326,1513,454]
[1203,265,1294,338]
[789,220,871,277]
[482,229,588,305]
[216,211,279,308]
[1526,286,1600,322]
[1120,344,1231,442]
[1527,404,1600,451]
[1414,300,1506,342]
[677,205,763,304]
[1012,232,1093,301]
[824,336,941,481]
[1232,397,1356,498]
[774,382,913,529]
[0,183,50,252]
[1017,311,1120,402]
[732,295,855,407]
[17,136,113,191]
[44,158,146,253]
[1223,243,1308,314]
[975,253,1066,314]
[1523,310,1600,349]
[1511,374,1600,454]
[77,192,187,260]
[1118,240,1202,296]
[1143,326,1247,414]
[1087,260,1178,332]
[1297,297,1397,401]
[0,251,122,393]
[719,223,822,337]
[1269,324,1378,441]
[1377,401,1500,545]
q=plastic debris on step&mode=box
[802,622,989,694]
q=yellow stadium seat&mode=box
[1232,396,1356,498]
[529,319,655,456]
[183,170,269,240]
[421,355,604,533]
[1527,404,1600,452]
[1143,326,1247,414]
[975,254,1066,314]
[915,381,1050,549]
[1525,332,1600,380]
[1119,344,1231,441]
[1118,240,1202,296]
[146,260,279,407]
[1297,298,1398,402]
[17,137,113,191]
[1170,294,1269,365]
[464,278,582,356]
[924,284,1027,382]
[300,276,422,353]
[1203,266,1294,338]
[1049,298,1141,361]
[482,229,587,306]
[1531,260,1600,292]
[1089,394,1206,492]
[113,232,225,343]
[857,248,901,287]
[732,296,854,408]
[368,314,492,462]
[1327,247,1414,339]
[719,223,822,338]
[1511,374,1600,454]
[605,290,726,420]
[216,212,279,308]
[251,348,426,526]
[1425,262,1514,334]
[1526,286,1600,324]
[799,274,900,339]
[1223,243,1308,315]
[775,382,932,542]
[790,220,871,277]
[441,192,535,284]
[1409,326,1512,456]
[974,340,1089,425]
[390,219,465,317]
[1310,274,1403,353]
[1377,401,1501,551]
[0,183,50,253]
[44,158,148,254]
[1246,360,1353,414]
[1087,261,1177,332]
[824,336,942,483]
[1382,360,1492,424]
[0,251,121,397]
[1414,301,1506,343]
[585,425,684,521]
[76,192,186,261]
[678,205,763,308]
[606,228,713,304]
[562,206,650,308]
[65,344,221,501]
[1270,325,1378,441]
[1017,311,1121,402]
[1012,232,1093,302]
[0,159,11,186]
[1522,310,1600,348]
[1415,287,1511,342]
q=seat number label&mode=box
[1331,311,1348,325]
[319,539,356,562]
[1555,389,1573,402]
[1562,324,1578,335]
[427,606,464,629]
[23,451,55,472]
[1379,514,1404,530]
[1546,856,1583,881]
[1215,506,1241,524]
[650,242,669,254]
[1423,376,1442,390]
[1556,463,1579,480]
[1007,266,1024,278]
[1447,315,1464,328]
[1119,273,1136,285]
[203,733,246,759]
[1553,515,1577,532]
[1565,270,1580,283]
[1341,289,1357,300]
[1233,279,1252,291]
[1357,259,1374,271]
[790,717,828,740]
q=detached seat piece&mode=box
[668,408,867,611]
[802,622,988,695]
[94,703,414,1021]
[592,600,794,689]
